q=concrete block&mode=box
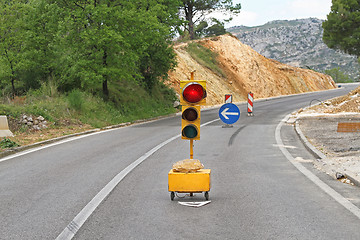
[0,115,14,137]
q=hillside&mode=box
[166,34,336,105]
[228,18,359,81]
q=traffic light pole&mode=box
[189,71,195,160]
[190,139,194,159]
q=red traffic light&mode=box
[182,82,206,104]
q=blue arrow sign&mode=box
[219,103,240,124]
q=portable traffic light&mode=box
[168,76,210,201]
[181,105,201,140]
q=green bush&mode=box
[0,73,177,131]
[68,89,84,111]
[0,137,19,149]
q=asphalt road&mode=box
[1,85,360,240]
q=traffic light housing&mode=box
[181,105,201,140]
[180,80,206,140]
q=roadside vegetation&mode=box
[186,42,225,77]
[0,0,183,149]
[1,81,176,127]
[0,137,19,149]
[0,79,177,149]
[323,0,360,83]
[324,68,354,83]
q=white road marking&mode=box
[0,130,110,163]
[293,157,313,163]
[178,201,211,208]
[272,144,297,149]
[56,118,220,240]
[275,114,360,220]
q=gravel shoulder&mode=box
[295,114,360,186]
[292,86,360,186]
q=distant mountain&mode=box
[228,18,359,81]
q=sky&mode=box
[221,0,332,27]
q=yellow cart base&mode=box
[168,169,211,201]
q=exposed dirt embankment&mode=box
[167,34,336,105]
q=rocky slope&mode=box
[167,34,336,105]
[298,85,360,114]
[228,18,359,81]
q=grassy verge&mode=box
[0,80,178,150]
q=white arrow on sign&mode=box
[221,108,239,120]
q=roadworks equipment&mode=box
[168,169,211,201]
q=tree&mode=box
[0,0,62,96]
[129,0,180,92]
[0,0,181,99]
[54,0,180,97]
[323,0,360,57]
[194,21,208,38]
[205,18,226,36]
[325,67,353,83]
[53,0,137,97]
[0,1,28,96]
[181,0,241,39]
[194,18,226,37]
[21,0,62,90]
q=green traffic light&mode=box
[182,125,198,139]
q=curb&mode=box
[294,120,360,187]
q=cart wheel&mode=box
[170,192,175,201]
[204,191,209,200]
